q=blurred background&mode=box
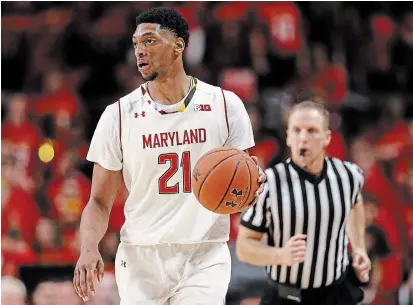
[1,1,413,305]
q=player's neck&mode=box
[147,68,190,105]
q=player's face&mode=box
[286,108,331,162]
[132,23,180,81]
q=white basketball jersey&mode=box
[87,78,255,245]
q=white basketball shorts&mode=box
[115,241,231,305]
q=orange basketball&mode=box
[192,147,259,214]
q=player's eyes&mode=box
[132,39,155,48]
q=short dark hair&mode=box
[136,7,190,48]
[289,100,330,129]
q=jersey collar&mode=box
[140,77,197,115]
[288,157,328,184]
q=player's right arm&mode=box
[75,164,122,301]
[74,103,123,302]
[80,166,121,252]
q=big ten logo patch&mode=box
[194,104,211,112]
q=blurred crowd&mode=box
[1,1,413,305]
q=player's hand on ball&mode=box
[352,249,371,283]
[251,156,266,202]
[280,234,307,266]
[73,249,104,302]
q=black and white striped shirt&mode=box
[241,157,364,289]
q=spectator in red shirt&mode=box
[33,70,83,124]
[2,93,43,190]
[310,45,348,105]
[257,1,303,57]
[32,70,87,155]
[46,149,90,248]
[2,159,40,245]
[1,157,39,277]
[361,191,403,305]
[34,217,78,266]
[372,95,412,161]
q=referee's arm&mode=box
[346,164,367,254]
[346,164,371,282]
[347,197,367,254]
[237,226,282,266]
[236,175,306,267]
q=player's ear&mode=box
[175,38,185,55]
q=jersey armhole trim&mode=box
[117,100,123,155]
[221,89,230,134]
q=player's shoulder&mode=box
[195,78,220,96]
[105,86,146,116]
[118,86,146,108]
[195,78,243,106]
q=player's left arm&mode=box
[346,163,371,282]
[222,90,266,200]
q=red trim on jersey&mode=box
[141,86,147,95]
[221,89,230,134]
[117,100,122,153]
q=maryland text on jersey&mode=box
[142,128,207,149]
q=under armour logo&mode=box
[226,200,237,207]
[231,188,242,197]
[193,168,201,182]
[226,188,243,207]
[121,260,126,268]
[134,112,146,118]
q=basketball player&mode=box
[72,7,266,305]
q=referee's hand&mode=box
[280,234,307,266]
[352,249,371,283]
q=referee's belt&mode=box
[266,268,348,302]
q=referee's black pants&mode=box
[259,269,364,305]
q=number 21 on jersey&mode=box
[158,151,191,194]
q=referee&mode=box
[236,101,371,305]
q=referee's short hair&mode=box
[289,101,330,129]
